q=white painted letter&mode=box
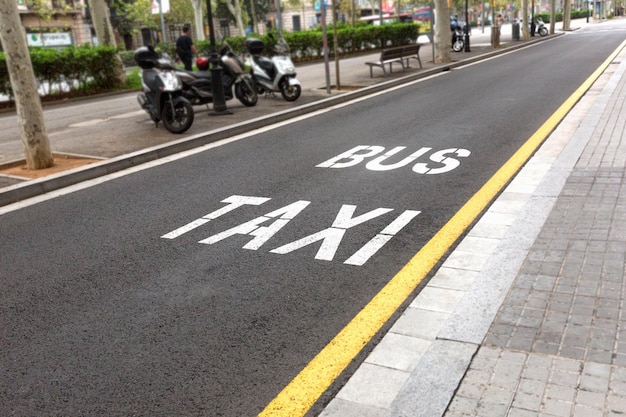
[413,148,471,175]
[365,147,432,171]
[345,210,420,266]
[271,205,393,261]
[316,146,385,168]
[199,200,310,250]
[161,195,270,239]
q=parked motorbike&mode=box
[452,26,465,52]
[134,46,194,134]
[245,37,302,102]
[534,17,549,36]
[175,44,257,108]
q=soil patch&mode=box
[0,155,102,179]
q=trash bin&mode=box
[512,23,520,41]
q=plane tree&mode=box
[0,0,54,169]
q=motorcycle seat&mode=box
[188,70,211,79]
[253,56,274,73]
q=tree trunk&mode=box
[550,0,556,34]
[225,0,245,35]
[90,0,116,47]
[522,0,530,40]
[89,0,126,85]
[562,0,571,30]
[249,0,258,34]
[433,0,451,63]
[0,0,54,170]
[191,0,205,40]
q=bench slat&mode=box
[365,47,405,77]
[365,44,422,77]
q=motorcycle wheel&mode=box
[538,27,548,36]
[452,38,464,52]
[235,80,258,107]
[161,100,194,134]
[280,80,301,102]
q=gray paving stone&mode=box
[319,398,388,417]
[542,399,573,416]
[389,340,476,417]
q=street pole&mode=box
[206,0,230,115]
[331,0,340,90]
[158,0,167,43]
[276,0,283,39]
[321,0,331,93]
[481,0,485,33]
[464,0,471,51]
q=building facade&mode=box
[16,0,92,48]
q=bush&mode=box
[0,45,125,100]
[125,69,142,90]
[0,23,420,102]
[167,23,420,63]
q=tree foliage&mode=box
[115,0,196,32]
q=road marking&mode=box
[162,197,420,266]
[317,145,471,174]
[258,37,626,417]
[68,110,144,127]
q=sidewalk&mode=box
[320,22,626,417]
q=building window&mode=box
[219,20,230,37]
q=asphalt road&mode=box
[2,23,625,416]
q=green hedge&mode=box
[154,23,420,63]
[534,10,594,23]
[0,23,418,101]
[0,44,125,100]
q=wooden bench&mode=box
[401,44,422,69]
[365,47,405,78]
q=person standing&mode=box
[176,25,197,71]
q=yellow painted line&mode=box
[259,39,626,417]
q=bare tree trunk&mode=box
[550,0,556,34]
[433,0,451,63]
[89,0,126,85]
[191,0,206,40]
[0,0,54,170]
[90,0,116,47]
[225,0,245,35]
[562,0,571,31]
[522,0,530,39]
[249,0,259,33]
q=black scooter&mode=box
[134,46,194,134]
[175,44,257,108]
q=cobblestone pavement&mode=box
[444,50,626,417]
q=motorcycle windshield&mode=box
[274,38,291,55]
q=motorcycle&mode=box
[533,17,549,37]
[175,44,257,108]
[245,36,302,102]
[134,46,194,134]
[452,26,465,52]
